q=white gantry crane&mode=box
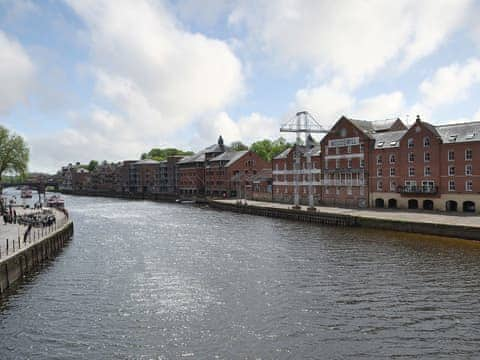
[280,111,328,209]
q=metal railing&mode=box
[0,213,69,260]
[397,186,438,194]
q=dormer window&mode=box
[423,137,430,147]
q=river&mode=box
[1,194,480,359]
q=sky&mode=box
[1,0,480,173]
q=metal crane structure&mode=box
[280,111,328,209]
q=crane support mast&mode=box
[280,111,327,209]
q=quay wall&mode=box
[208,201,480,241]
[0,221,74,295]
[60,190,178,202]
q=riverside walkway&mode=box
[213,199,480,233]
[0,207,68,262]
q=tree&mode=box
[140,148,194,161]
[0,126,29,181]
[230,141,248,151]
[87,160,98,171]
[250,137,292,161]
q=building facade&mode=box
[370,116,480,213]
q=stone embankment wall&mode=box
[60,190,178,202]
[208,201,480,241]
[0,221,74,295]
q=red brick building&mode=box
[272,143,321,205]
[319,116,407,208]
[177,136,228,196]
[371,116,480,213]
[205,150,271,197]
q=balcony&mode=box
[397,186,438,195]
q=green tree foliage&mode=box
[250,137,292,161]
[230,141,248,151]
[87,160,99,171]
[141,148,194,161]
[0,126,29,180]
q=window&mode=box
[390,168,395,176]
[347,187,352,195]
[408,153,415,162]
[408,167,415,176]
[360,144,364,152]
[336,187,340,195]
[405,180,417,190]
[423,137,430,147]
[424,152,431,162]
[448,150,455,161]
[466,180,473,192]
[408,138,414,148]
[389,154,396,164]
[335,159,340,169]
[448,180,456,191]
[360,159,365,168]
[336,147,340,155]
[348,159,352,169]
[377,180,383,191]
[424,167,431,176]
[376,155,382,165]
[325,146,329,155]
[448,166,455,176]
[325,187,329,194]
[360,187,365,196]
[390,180,396,191]
[377,168,383,177]
[465,149,473,160]
[325,160,328,169]
[465,164,472,176]
[347,145,352,154]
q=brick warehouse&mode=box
[205,150,271,197]
[320,116,407,208]
[370,115,480,213]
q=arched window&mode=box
[423,137,430,147]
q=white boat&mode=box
[47,195,65,208]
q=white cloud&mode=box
[67,0,243,127]
[355,92,406,119]
[193,111,280,147]
[0,30,34,114]
[229,0,472,88]
[294,85,354,126]
[27,0,245,172]
[419,58,480,108]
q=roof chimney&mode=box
[218,135,224,146]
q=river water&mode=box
[1,194,480,359]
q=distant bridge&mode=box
[1,180,59,194]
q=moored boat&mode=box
[47,195,65,208]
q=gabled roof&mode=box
[373,130,407,149]
[435,122,480,144]
[342,116,406,137]
[209,150,248,167]
[273,144,321,160]
[178,143,230,164]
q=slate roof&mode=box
[373,130,407,149]
[273,144,321,159]
[346,117,404,136]
[208,150,248,167]
[178,143,230,164]
[435,122,480,144]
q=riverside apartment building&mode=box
[370,116,480,213]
